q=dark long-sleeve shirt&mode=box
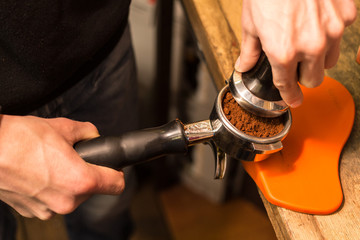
[0,0,131,114]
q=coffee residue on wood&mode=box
[222,91,284,138]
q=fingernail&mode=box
[235,56,241,72]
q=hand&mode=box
[236,0,357,107]
[0,115,125,220]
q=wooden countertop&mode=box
[181,0,360,239]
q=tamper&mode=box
[229,52,289,118]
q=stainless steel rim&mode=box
[229,71,289,118]
[216,85,292,144]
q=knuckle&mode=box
[56,117,72,126]
[327,20,344,39]
[54,117,76,132]
[72,174,97,195]
[273,80,291,92]
[78,173,98,194]
[306,37,326,57]
[269,49,296,68]
[52,196,77,214]
[343,4,357,26]
[61,165,98,195]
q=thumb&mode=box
[46,118,100,144]
[235,33,262,72]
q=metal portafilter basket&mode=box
[75,83,292,179]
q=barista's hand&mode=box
[235,0,357,107]
[0,115,125,220]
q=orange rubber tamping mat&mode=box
[242,76,355,214]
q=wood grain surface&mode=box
[182,0,360,239]
[182,0,240,89]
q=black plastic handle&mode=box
[74,120,189,169]
[242,51,282,101]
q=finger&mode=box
[298,55,325,88]
[27,199,55,220]
[271,61,303,108]
[85,165,125,196]
[3,197,34,218]
[1,191,51,219]
[337,0,357,26]
[46,118,99,144]
[36,187,88,215]
[235,33,262,72]
[70,121,100,143]
[28,205,55,220]
[324,38,341,69]
[321,1,343,69]
[39,209,56,220]
[11,205,34,218]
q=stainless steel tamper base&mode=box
[229,71,289,118]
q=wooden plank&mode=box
[182,0,240,90]
[183,0,360,239]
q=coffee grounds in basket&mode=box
[222,91,284,138]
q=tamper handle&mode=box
[242,52,282,101]
[74,120,188,169]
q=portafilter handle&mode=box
[74,120,189,169]
[74,119,227,179]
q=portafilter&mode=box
[75,85,292,179]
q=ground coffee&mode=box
[222,91,284,138]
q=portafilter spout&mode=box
[229,52,289,118]
[74,85,292,179]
